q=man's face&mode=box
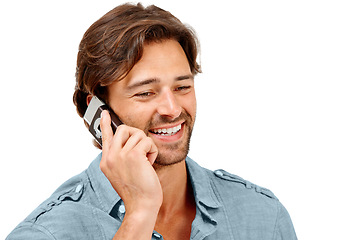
[107,39,197,167]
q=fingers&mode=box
[138,137,158,165]
[124,135,158,164]
[100,111,158,164]
[122,130,146,151]
[100,110,140,150]
[116,126,144,149]
[117,128,158,164]
[99,111,162,215]
[100,110,113,150]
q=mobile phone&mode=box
[83,96,123,146]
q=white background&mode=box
[1,0,349,239]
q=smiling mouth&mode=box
[149,123,182,136]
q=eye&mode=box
[175,85,192,92]
[134,91,155,98]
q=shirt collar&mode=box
[186,156,221,238]
[186,156,221,209]
[86,153,221,215]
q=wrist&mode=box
[113,206,159,240]
[125,201,160,222]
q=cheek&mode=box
[189,103,197,121]
[121,103,155,128]
[182,93,197,120]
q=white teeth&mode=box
[152,124,182,135]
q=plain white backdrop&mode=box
[1,0,349,239]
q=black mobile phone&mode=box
[83,96,123,146]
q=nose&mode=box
[156,89,181,119]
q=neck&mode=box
[155,159,194,218]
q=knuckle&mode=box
[145,136,155,146]
[135,130,146,139]
[101,133,109,143]
[130,146,142,155]
[126,148,144,162]
[105,156,117,169]
[138,128,147,135]
[100,159,108,172]
[101,152,117,170]
[119,149,127,160]
[116,124,127,133]
[128,149,139,159]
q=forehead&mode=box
[124,40,192,86]
[139,39,188,64]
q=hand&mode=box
[99,110,162,215]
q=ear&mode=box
[86,94,93,106]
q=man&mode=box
[7,3,297,240]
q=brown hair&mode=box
[73,3,201,119]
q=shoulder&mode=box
[202,168,297,239]
[7,171,102,240]
[205,168,294,238]
[209,168,278,200]
[206,168,282,219]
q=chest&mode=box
[155,220,192,240]
[154,206,196,240]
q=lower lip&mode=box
[149,124,184,143]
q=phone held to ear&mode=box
[83,96,123,146]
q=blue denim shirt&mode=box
[7,153,297,239]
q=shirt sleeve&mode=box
[6,223,56,240]
[273,202,298,240]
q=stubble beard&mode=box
[146,111,195,168]
[154,124,193,167]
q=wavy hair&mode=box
[73,3,201,119]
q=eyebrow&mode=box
[127,74,194,90]
[127,78,160,90]
[176,74,194,81]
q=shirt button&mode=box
[119,205,126,214]
[75,184,83,193]
[153,233,161,239]
[214,170,224,177]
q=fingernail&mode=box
[101,110,107,119]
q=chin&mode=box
[154,140,190,167]
[154,152,186,167]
